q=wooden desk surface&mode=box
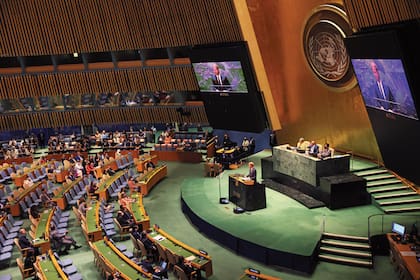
[387,234,420,280]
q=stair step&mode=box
[322,232,369,243]
[367,179,401,187]
[318,254,373,268]
[378,198,420,206]
[383,205,420,213]
[373,191,417,199]
[364,174,396,181]
[353,169,388,176]
[320,246,372,259]
[320,240,370,250]
[368,185,408,194]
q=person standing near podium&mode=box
[246,162,257,183]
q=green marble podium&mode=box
[272,144,350,186]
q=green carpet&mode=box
[1,150,403,280]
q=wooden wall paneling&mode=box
[0,77,6,100]
[126,0,150,48]
[399,0,412,20]
[114,0,134,50]
[79,72,91,95]
[9,0,26,55]
[28,0,46,55]
[0,4,12,56]
[78,0,100,52]
[67,0,85,52]
[100,0,119,50]
[343,0,356,28]
[119,0,139,49]
[167,0,185,46]
[37,0,55,54]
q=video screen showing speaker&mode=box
[351,58,418,120]
[192,61,248,93]
[190,42,267,133]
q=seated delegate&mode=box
[307,140,319,157]
[318,143,332,159]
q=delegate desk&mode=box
[52,177,83,210]
[239,268,281,280]
[8,181,42,216]
[149,225,213,278]
[33,209,53,254]
[95,170,125,201]
[35,250,68,280]
[91,239,152,279]
[136,155,159,173]
[81,203,102,242]
[229,175,266,211]
[137,165,167,196]
[388,234,420,280]
[272,144,350,186]
[128,194,150,230]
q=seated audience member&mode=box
[119,192,135,209]
[23,177,34,189]
[50,225,81,255]
[29,205,40,220]
[116,209,135,228]
[145,160,155,171]
[85,161,96,176]
[18,228,40,256]
[153,265,169,279]
[78,198,90,217]
[241,137,250,152]
[107,271,123,280]
[296,137,306,152]
[127,176,138,195]
[177,255,201,279]
[307,140,319,157]
[40,188,56,208]
[318,143,332,159]
[140,256,155,273]
[88,181,99,200]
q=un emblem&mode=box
[303,4,356,91]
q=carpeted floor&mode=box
[1,150,403,280]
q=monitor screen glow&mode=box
[392,222,405,236]
[192,61,248,93]
[351,59,418,120]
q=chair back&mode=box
[16,257,35,279]
[174,265,189,280]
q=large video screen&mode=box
[192,61,248,93]
[351,58,418,120]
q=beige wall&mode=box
[243,0,382,160]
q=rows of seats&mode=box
[64,178,89,207]
[99,200,117,238]
[107,173,128,200]
[0,218,18,267]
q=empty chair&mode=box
[0,243,13,254]
[65,193,78,207]
[1,226,18,239]
[101,223,117,238]
[7,214,24,227]
[55,207,71,218]
[69,188,83,201]
[30,192,42,205]
[19,201,29,217]
[57,259,79,276]
[3,220,19,233]
[53,251,73,267]
[0,233,14,247]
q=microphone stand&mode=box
[218,171,228,204]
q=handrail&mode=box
[153,224,212,260]
[48,249,69,280]
[104,237,152,279]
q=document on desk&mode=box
[153,234,166,241]
[401,251,416,256]
[185,255,196,261]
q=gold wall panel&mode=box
[245,0,382,161]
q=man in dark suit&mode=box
[307,140,319,157]
[18,228,40,256]
[370,61,396,111]
[211,64,231,91]
[247,162,257,182]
